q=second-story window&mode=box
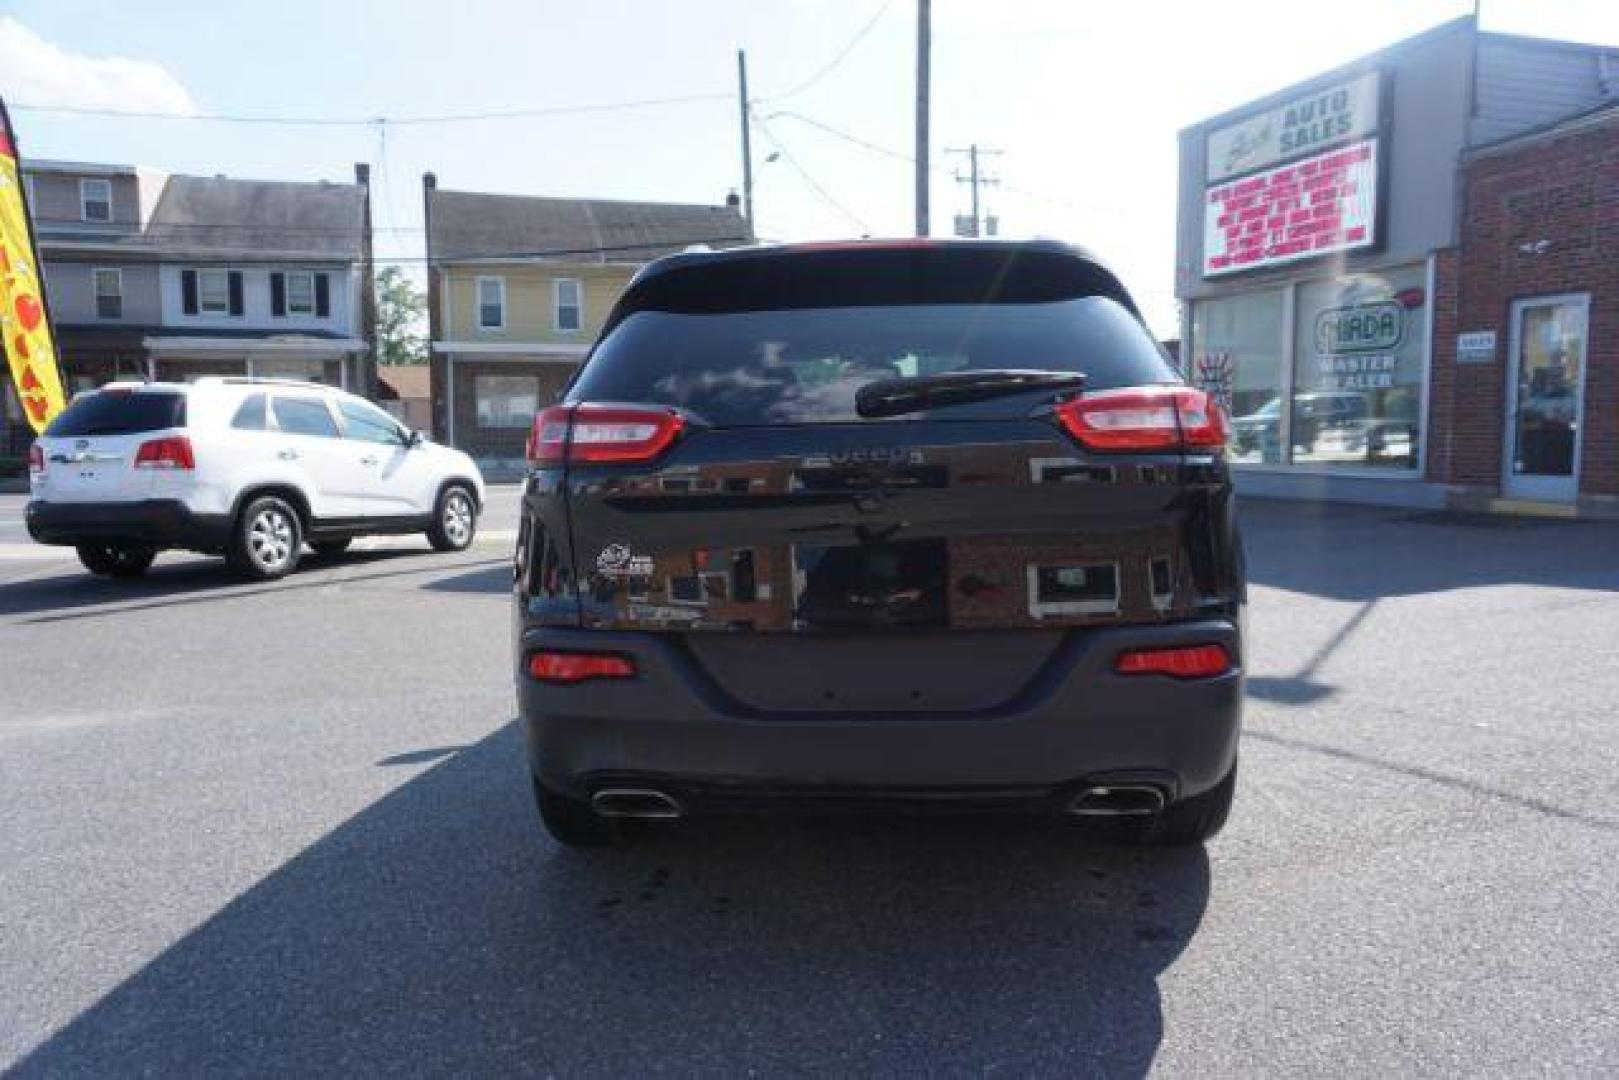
[183,268,244,316]
[286,272,316,315]
[554,278,583,332]
[270,271,330,317]
[80,178,112,223]
[93,269,122,319]
[477,276,505,330]
[199,269,231,314]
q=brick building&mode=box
[1175,17,1619,514]
[1429,105,1619,511]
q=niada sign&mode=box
[1207,70,1382,183]
[1315,300,1404,355]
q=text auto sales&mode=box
[1277,89,1358,156]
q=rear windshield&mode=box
[44,391,186,437]
[569,297,1177,425]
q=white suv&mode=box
[26,378,485,580]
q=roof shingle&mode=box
[427,189,752,264]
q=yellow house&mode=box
[424,176,750,469]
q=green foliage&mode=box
[376,266,428,365]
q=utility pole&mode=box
[737,50,754,229]
[915,0,931,237]
[945,144,1003,237]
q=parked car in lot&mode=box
[27,378,485,580]
[514,239,1245,848]
[1291,391,1370,453]
[1231,396,1282,460]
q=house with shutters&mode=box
[1,160,376,462]
[422,173,751,471]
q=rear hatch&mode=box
[529,244,1241,714]
[31,387,188,503]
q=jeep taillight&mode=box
[28,443,44,474]
[527,404,685,465]
[133,435,195,470]
[1114,644,1232,679]
[526,650,637,684]
[1054,387,1228,453]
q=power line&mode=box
[765,108,1155,220]
[761,0,894,102]
[7,92,733,127]
[765,109,915,164]
[750,114,869,234]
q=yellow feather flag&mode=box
[0,100,67,435]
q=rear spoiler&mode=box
[599,240,1144,339]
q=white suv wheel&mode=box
[248,506,296,570]
[443,492,473,546]
[229,495,303,580]
[428,486,478,552]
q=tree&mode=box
[375,266,428,365]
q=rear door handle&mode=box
[278,448,300,461]
[360,455,379,466]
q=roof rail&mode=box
[196,376,333,389]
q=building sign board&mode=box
[1206,70,1382,183]
[1456,329,1497,364]
[1201,70,1386,278]
[1204,138,1379,276]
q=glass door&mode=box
[1504,296,1588,502]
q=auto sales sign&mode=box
[1202,70,1386,277]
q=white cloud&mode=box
[0,17,195,115]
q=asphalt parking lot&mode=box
[2,489,1616,1075]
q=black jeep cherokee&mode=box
[514,239,1244,847]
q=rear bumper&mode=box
[25,499,231,551]
[517,619,1243,810]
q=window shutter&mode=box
[181,270,198,315]
[228,271,244,316]
[270,272,286,316]
[314,273,330,318]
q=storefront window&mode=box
[475,375,538,428]
[1291,266,1425,470]
[1190,289,1285,464]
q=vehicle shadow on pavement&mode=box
[0,552,504,621]
[419,562,513,595]
[13,724,1210,1077]
[1240,498,1619,601]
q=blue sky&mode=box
[4,0,1618,336]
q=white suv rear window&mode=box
[44,391,186,437]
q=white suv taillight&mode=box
[133,435,195,470]
[28,443,45,474]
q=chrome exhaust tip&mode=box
[1067,785,1166,817]
[591,788,684,820]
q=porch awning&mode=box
[144,335,367,357]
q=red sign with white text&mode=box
[1202,138,1378,277]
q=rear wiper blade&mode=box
[855,369,1087,419]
